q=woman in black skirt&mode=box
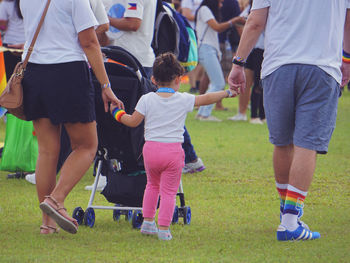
[20,0,124,234]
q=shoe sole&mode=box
[40,202,77,234]
[141,230,158,235]
[185,166,206,174]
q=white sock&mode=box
[281,214,299,231]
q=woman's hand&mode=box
[101,87,124,113]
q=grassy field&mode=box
[0,86,349,263]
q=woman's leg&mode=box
[33,118,61,230]
[49,121,98,205]
[197,45,226,118]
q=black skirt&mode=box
[23,61,96,125]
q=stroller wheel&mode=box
[83,208,95,228]
[72,207,85,225]
[113,204,121,221]
[183,206,191,225]
[172,206,179,224]
[132,210,143,229]
[125,210,133,222]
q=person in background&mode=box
[229,0,350,241]
[105,0,157,78]
[246,32,265,124]
[0,0,25,80]
[20,0,123,234]
[110,52,237,240]
[227,0,251,122]
[195,0,244,122]
[181,0,203,94]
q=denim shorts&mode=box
[262,64,340,154]
[23,61,96,125]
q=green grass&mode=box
[0,86,349,263]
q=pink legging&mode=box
[142,141,184,226]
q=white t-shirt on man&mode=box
[106,0,157,67]
[181,0,202,28]
[135,92,195,143]
[252,0,350,84]
[0,1,25,44]
[90,0,109,26]
[196,6,220,57]
[20,0,97,64]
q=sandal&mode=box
[39,195,78,234]
[40,225,59,234]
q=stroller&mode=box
[72,47,192,229]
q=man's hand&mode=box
[228,64,246,94]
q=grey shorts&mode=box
[262,64,340,154]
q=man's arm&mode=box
[341,9,350,87]
[108,16,141,32]
[228,7,268,93]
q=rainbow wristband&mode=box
[112,108,126,122]
[343,50,350,64]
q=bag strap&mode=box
[22,0,51,69]
[195,6,209,49]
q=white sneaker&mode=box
[196,115,222,122]
[183,158,206,174]
[25,173,36,185]
[249,118,263,124]
[85,175,107,191]
[227,113,247,121]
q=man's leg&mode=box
[182,126,205,174]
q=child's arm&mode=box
[110,106,144,128]
[194,89,237,107]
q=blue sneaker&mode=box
[277,224,320,241]
[140,221,158,235]
[158,229,172,241]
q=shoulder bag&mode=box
[0,0,51,120]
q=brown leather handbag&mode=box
[0,0,51,120]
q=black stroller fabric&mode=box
[100,159,147,207]
[92,46,156,206]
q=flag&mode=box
[128,3,137,10]
[0,34,7,96]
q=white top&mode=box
[135,92,195,143]
[0,1,25,44]
[107,0,157,67]
[20,0,97,64]
[90,0,109,26]
[181,0,202,28]
[103,0,126,35]
[252,0,350,84]
[196,6,220,57]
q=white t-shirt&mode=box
[90,0,109,26]
[106,0,157,67]
[252,0,350,84]
[0,1,25,44]
[196,6,220,57]
[135,92,195,143]
[20,0,97,64]
[181,0,202,28]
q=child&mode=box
[110,52,237,240]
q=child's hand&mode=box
[110,103,118,114]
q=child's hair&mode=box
[152,52,185,84]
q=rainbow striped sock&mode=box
[281,185,307,231]
[276,182,288,214]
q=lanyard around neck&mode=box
[157,87,175,93]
